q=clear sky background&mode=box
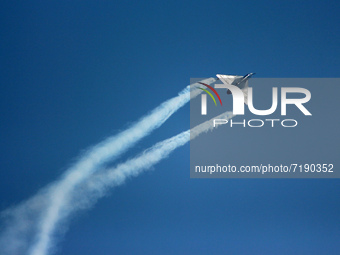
[0,1,339,254]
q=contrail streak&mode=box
[0,78,215,255]
[35,110,233,255]
[81,110,234,200]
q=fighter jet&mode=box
[216,73,255,105]
[216,73,255,94]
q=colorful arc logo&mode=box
[198,82,222,106]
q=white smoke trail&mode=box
[81,110,234,198]
[34,111,234,255]
[0,78,216,255]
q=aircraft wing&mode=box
[216,74,243,85]
[242,88,248,105]
[239,79,248,90]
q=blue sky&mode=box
[0,1,339,254]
